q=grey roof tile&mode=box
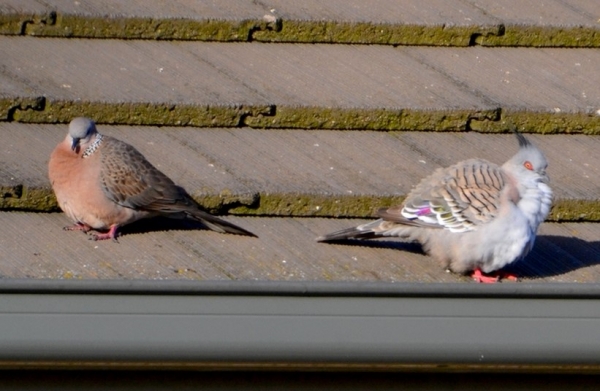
[2,123,600,222]
[1,1,599,285]
[1,212,599,283]
[1,38,599,132]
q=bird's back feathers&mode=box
[401,159,508,232]
[99,136,256,237]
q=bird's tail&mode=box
[316,224,379,242]
[187,210,257,237]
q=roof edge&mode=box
[1,281,600,371]
[1,278,600,298]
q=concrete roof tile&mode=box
[2,1,598,47]
[2,123,600,221]
[403,46,600,113]
[1,212,599,283]
[1,1,599,287]
[262,0,496,25]
[466,0,598,26]
[2,0,268,20]
[0,37,270,105]
[2,38,600,132]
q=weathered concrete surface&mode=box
[252,0,500,45]
[1,1,598,288]
[2,123,600,221]
[0,0,274,40]
[1,37,600,132]
[466,0,600,46]
[0,37,273,126]
[260,0,600,46]
[6,0,267,19]
[402,46,600,133]
[0,212,598,283]
[1,0,599,47]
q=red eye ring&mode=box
[524,161,534,171]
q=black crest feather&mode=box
[510,125,532,148]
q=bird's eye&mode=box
[524,161,534,171]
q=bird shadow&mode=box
[504,235,600,280]
[117,216,214,237]
[322,235,600,281]
[319,238,425,255]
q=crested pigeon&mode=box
[48,117,256,241]
[317,133,552,283]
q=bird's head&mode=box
[67,117,98,154]
[505,133,549,184]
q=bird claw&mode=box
[501,272,519,282]
[88,232,119,242]
[472,269,499,284]
[472,268,518,283]
[63,223,91,233]
[64,222,119,241]
[86,225,120,242]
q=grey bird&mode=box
[49,117,256,241]
[317,133,552,283]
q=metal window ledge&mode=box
[1,279,600,372]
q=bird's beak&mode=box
[71,137,80,152]
[540,172,550,184]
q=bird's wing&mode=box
[380,159,508,232]
[99,137,190,212]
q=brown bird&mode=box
[48,117,256,241]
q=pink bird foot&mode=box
[472,268,519,283]
[63,222,92,233]
[88,225,120,242]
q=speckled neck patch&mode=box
[82,133,103,158]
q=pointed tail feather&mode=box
[316,226,378,242]
[187,210,257,237]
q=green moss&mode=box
[246,106,499,131]
[20,12,284,41]
[470,110,600,134]
[225,193,600,222]
[20,13,265,41]
[2,185,600,223]
[270,21,600,48]
[0,186,58,211]
[228,194,600,223]
[10,100,273,127]
[253,21,502,46]
[549,199,600,222]
[192,191,260,214]
[228,193,406,218]
[2,12,497,45]
[0,11,57,35]
[6,10,600,48]
[0,13,26,35]
[0,99,14,120]
[0,97,46,121]
[4,98,600,135]
[480,25,600,48]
